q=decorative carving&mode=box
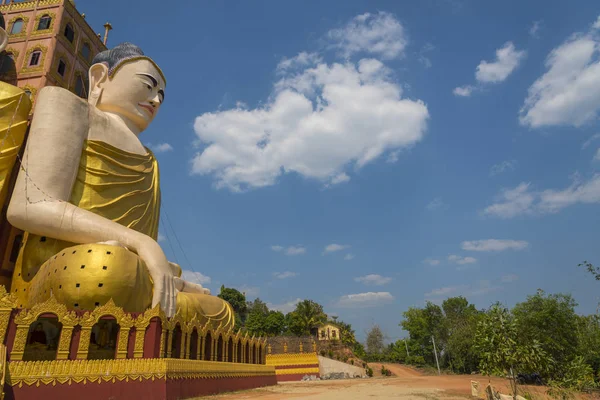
[77,299,134,360]
[11,294,80,361]
[266,352,320,367]
[0,286,17,344]
[21,44,48,74]
[0,0,61,12]
[50,51,71,86]
[7,358,276,387]
[31,12,56,36]
[7,15,30,39]
[21,84,39,102]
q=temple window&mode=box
[227,337,234,362]
[29,51,41,67]
[81,42,91,61]
[23,315,62,361]
[37,15,52,30]
[64,23,75,43]
[170,323,182,358]
[203,332,212,361]
[236,339,242,362]
[189,328,198,359]
[217,335,224,361]
[88,318,119,360]
[10,19,24,34]
[245,342,250,364]
[57,59,66,77]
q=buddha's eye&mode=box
[146,84,152,90]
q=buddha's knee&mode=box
[27,243,153,313]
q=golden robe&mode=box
[0,82,32,209]
[10,140,233,330]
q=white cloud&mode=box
[336,292,394,308]
[237,285,260,299]
[271,245,307,255]
[273,271,298,279]
[595,148,600,161]
[530,21,542,38]
[418,43,435,68]
[501,274,519,283]
[423,258,440,266]
[425,286,464,297]
[285,246,307,255]
[485,175,600,217]
[582,133,600,149]
[157,233,166,242]
[461,239,529,252]
[277,52,322,73]
[192,14,428,192]
[324,243,350,253]
[354,274,392,286]
[149,143,174,153]
[344,254,355,261]
[520,17,600,128]
[453,85,474,97]
[327,12,407,60]
[483,182,535,218]
[490,160,517,176]
[476,42,526,83]
[181,270,211,285]
[267,298,301,314]
[538,174,600,213]
[426,280,502,299]
[448,255,477,265]
[593,15,600,30]
[426,197,445,210]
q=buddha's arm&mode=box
[6,87,176,316]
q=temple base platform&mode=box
[4,358,277,400]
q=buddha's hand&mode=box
[134,236,177,317]
[174,278,211,295]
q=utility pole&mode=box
[404,339,410,357]
[431,335,441,375]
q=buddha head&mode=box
[89,42,166,132]
[0,13,7,53]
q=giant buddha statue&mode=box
[0,12,32,210]
[5,42,234,329]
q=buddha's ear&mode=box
[0,28,8,53]
[88,62,108,106]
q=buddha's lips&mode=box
[138,103,154,116]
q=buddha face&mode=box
[91,59,165,131]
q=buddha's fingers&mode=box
[174,277,211,295]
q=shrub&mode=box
[320,350,326,357]
[327,350,333,358]
[343,355,349,363]
[366,367,373,377]
[381,365,386,375]
[351,359,355,365]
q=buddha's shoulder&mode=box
[37,86,88,107]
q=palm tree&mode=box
[294,300,327,336]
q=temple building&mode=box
[0,0,109,287]
[0,0,108,102]
[317,323,341,341]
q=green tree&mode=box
[578,260,600,280]
[442,297,481,373]
[366,324,384,355]
[512,290,579,376]
[247,298,269,316]
[401,301,446,366]
[334,319,357,347]
[218,286,247,320]
[475,304,548,400]
[288,300,327,336]
[575,314,600,378]
[264,311,286,336]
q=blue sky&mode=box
[79,0,600,341]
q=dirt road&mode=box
[197,364,587,400]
